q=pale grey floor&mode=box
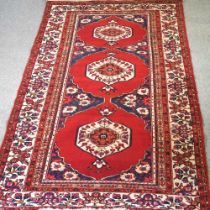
[0,0,210,170]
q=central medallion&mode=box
[93,20,133,45]
[86,55,135,92]
[76,117,131,168]
[90,127,118,147]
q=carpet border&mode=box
[0,3,53,169]
[176,1,209,206]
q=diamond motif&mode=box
[86,55,135,92]
[93,20,132,45]
[76,117,131,168]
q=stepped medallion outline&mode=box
[76,117,131,168]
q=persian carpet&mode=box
[0,0,209,209]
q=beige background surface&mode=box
[0,0,209,172]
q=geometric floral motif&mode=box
[78,14,107,28]
[112,77,151,130]
[47,145,152,183]
[119,36,149,65]
[71,37,105,65]
[119,14,147,28]
[58,78,103,129]
[47,145,93,181]
[104,149,152,182]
